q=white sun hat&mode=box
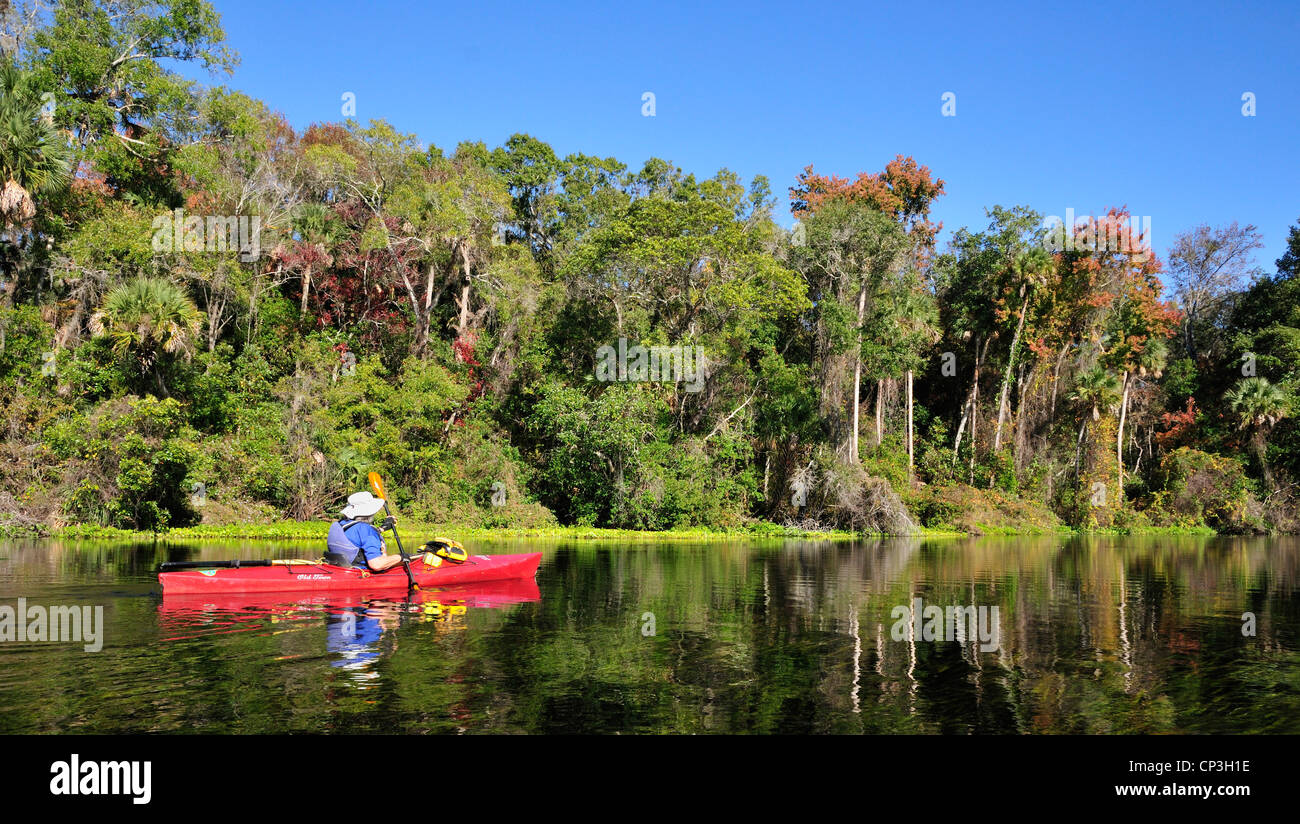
[342,490,386,519]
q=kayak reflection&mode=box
[324,582,540,684]
[157,578,540,686]
[327,603,389,682]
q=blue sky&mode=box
[187,0,1300,274]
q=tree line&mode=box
[1,0,1297,534]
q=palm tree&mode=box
[1070,365,1121,475]
[286,202,341,315]
[0,61,73,324]
[89,278,204,396]
[0,61,73,228]
[1071,366,1121,422]
[1135,336,1169,380]
[1224,377,1290,490]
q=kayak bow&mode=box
[158,552,542,595]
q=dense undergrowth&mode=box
[2,2,1298,541]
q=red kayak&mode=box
[159,577,540,616]
[158,552,542,595]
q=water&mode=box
[1,535,1297,734]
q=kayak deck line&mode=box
[158,552,543,596]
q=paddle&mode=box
[368,471,416,591]
[158,559,322,571]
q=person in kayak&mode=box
[324,491,406,572]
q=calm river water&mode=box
[1,535,1297,734]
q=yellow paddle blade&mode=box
[367,472,386,500]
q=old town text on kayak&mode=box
[50,755,151,805]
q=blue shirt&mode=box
[343,521,385,567]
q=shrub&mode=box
[1147,447,1263,533]
[912,483,1062,534]
[45,396,203,531]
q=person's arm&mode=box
[363,524,408,571]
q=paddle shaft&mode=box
[160,559,278,571]
[380,499,416,589]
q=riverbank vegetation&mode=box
[2,1,1298,538]
[52,521,866,543]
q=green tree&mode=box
[932,205,1044,476]
[794,198,909,463]
[25,0,235,157]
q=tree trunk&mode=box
[153,363,170,399]
[953,335,988,462]
[1255,431,1277,491]
[417,262,437,357]
[0,275,11,354]
[969,347,984,485]
[1075,420,1088,480]
[875,379,884,447]
[993,292,1030,452]
[1014,363,1031,473]
[206,284,226,353]
[1049,340,1070,422]
[1117,371,1130,495]
[849,283,869,464]
[299,265,311,315]
[456,244,473,337]
[54,304,84,350]
[952,406,968,464]
[763,451,770,505]
[906,369,914,479]
[851,354,862,464]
